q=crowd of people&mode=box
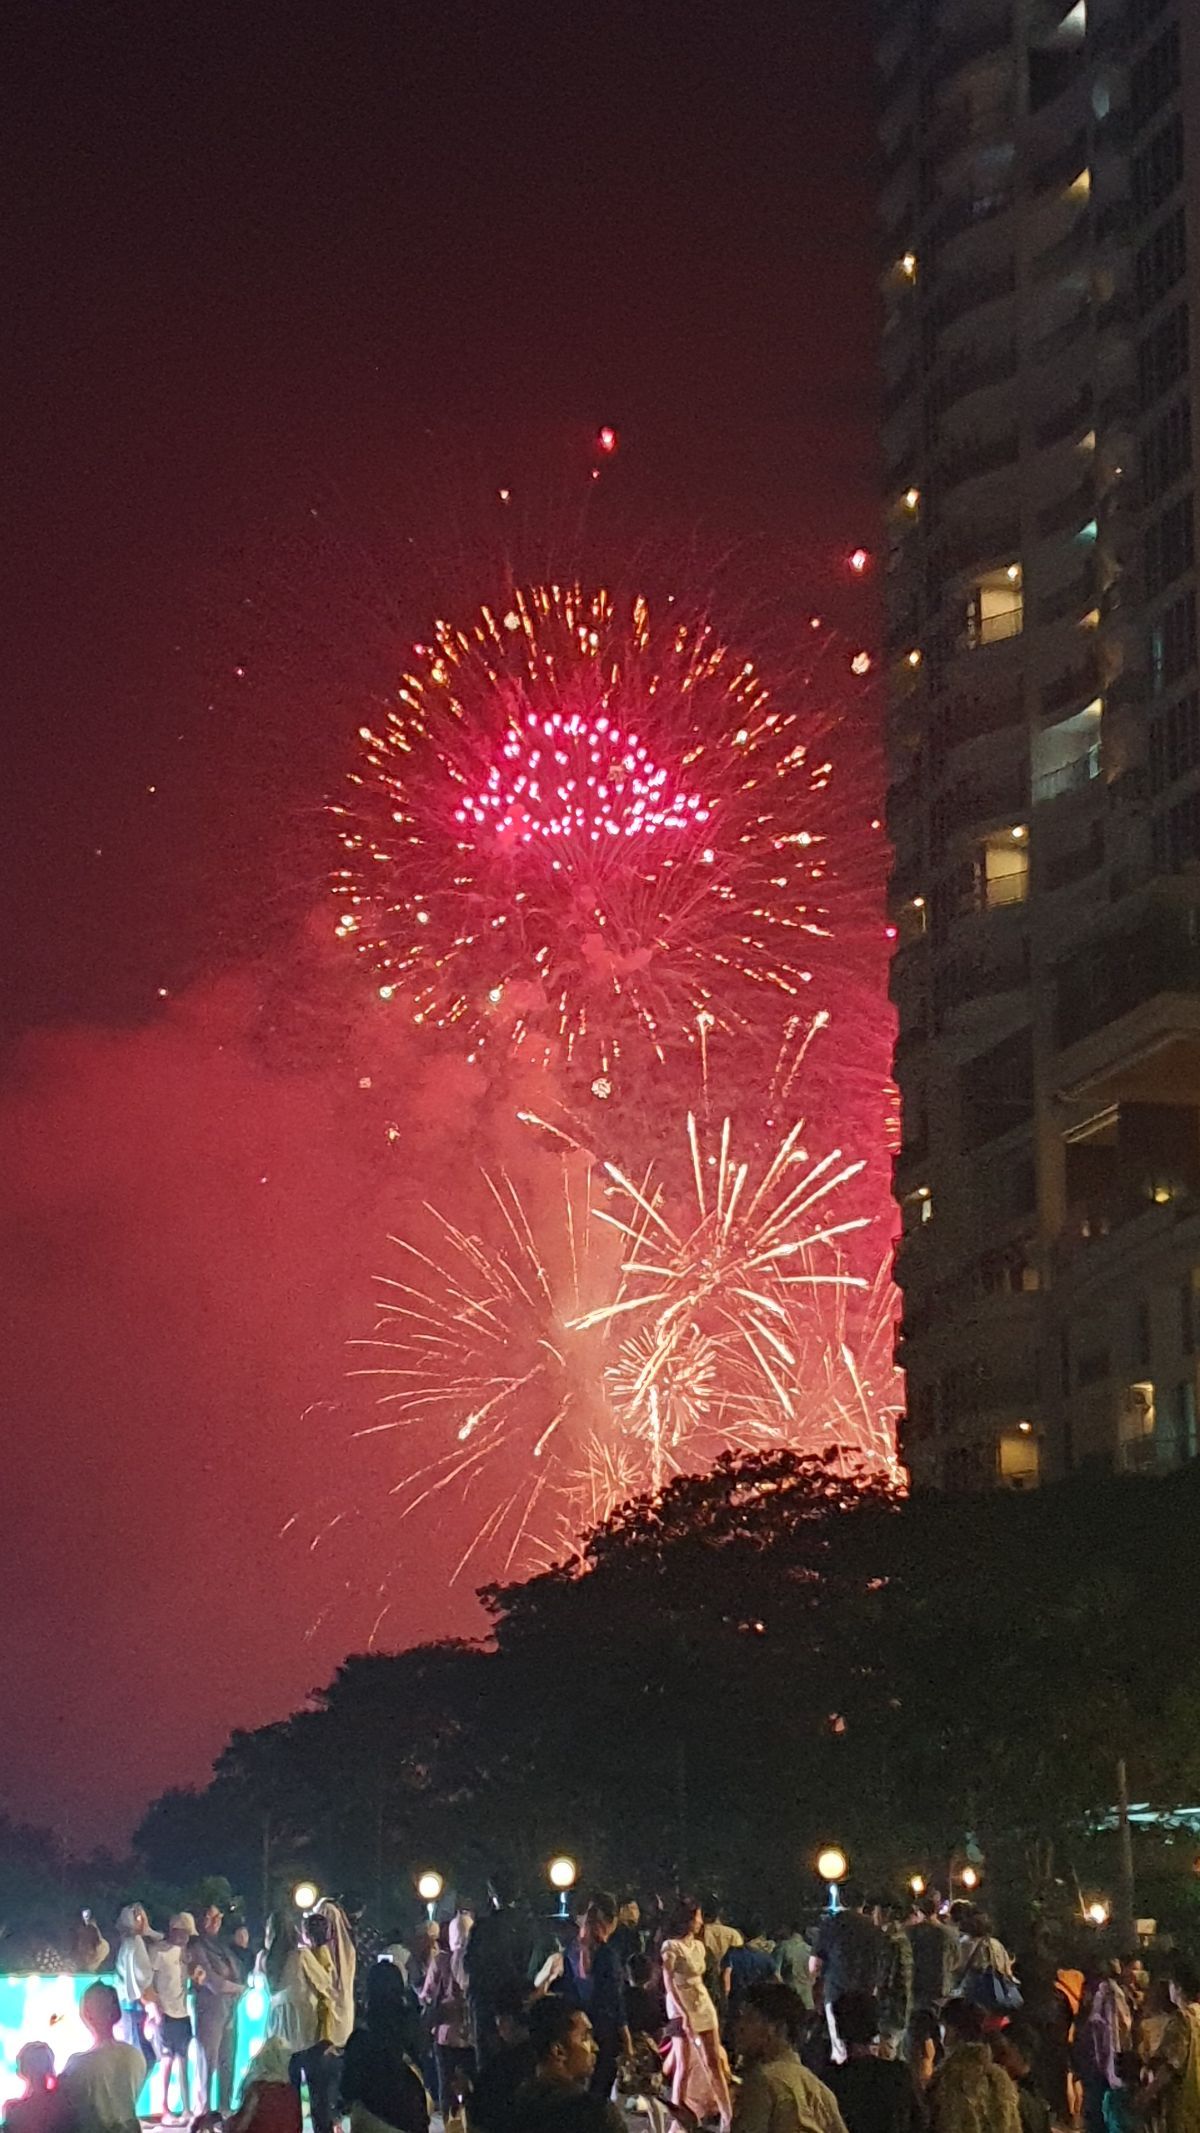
[4,1883,1200,2133]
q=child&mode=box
[3,2043,60,2133]
[1103,2050,1143,2133]
[227,2039,302,2133]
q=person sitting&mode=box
[228,2038,302,2133]
[731,1979,848,2133]
[3,2042,61,2133]
[59,1982,149,2133]
[825,1991,922,2133]
[340,1951,430,2133]
[511,1998,625,2133]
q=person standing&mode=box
[906,1899,957,2058]
[423,1916,475,2128]
[609,1901,644,1976]
[466,1875,537,2070]
[874,1910,913,2063]
[660,1898,733,2133]
[1146,1955,1200,2133]
[511,1999,625,2133]
[190,1901,244,2114]
[928,2002,1021,2133]
[151,1914,197,2122]
[1077,1959,1133,2133]
[60,1982,150,2133]
[825,1992,923,2133]
[813,1900,886,2067]
[553,1897,630,2102]
[723,1923,777,2034]
[262,1909,336,2132]
[114,1905,159,2078]
[774,1927,815,2009]
[341,1958,430,2133]
[731,1979,848,2133]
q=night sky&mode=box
[1,0,879,1848]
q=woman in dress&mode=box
[659,1898,732,2133]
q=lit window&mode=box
[903,487,920,512]
[981,832,1029,907]
[966,564,1023,647]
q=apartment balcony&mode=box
[932,7,1014,82]
[929,92,1014,167]
[1033,742,1101,804]
[1035,564,1096,628]
[1040,654,1101,719]
[1032,303,1091,368]
[934,942,1030,1031]
[942,509,1022,575]
[935,429,1020,495]
[935,186,1015,256]
[933,258,1015,331]
[1034,385,1093,449]
[1031,211,1092,285]
[1031,127,1089,196]
[1035,477,1096,539]
[1055,902,1200,1102]
[930,340,1017,417]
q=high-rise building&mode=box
[876,0,1200,1487]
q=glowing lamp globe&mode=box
[960,1866,979,1891]
[1086,1900,1109,1927]
[910,1875,925,1896]
[548,1855,577,1893]
[816,1847,849,1885]
[292,1881,320,1912]
[417,1871,444,1904]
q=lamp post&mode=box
[816,1846,849,1913]
[548,1855,577,1919]
[417,1871,444,1922]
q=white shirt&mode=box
[116,1933,155,2004]
[268,1947,334,2052]
[152,1942,191,2020]
[63,2042,147,2131]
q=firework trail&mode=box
[332,584,886,1126]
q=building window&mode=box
[1140,398,1192,504]
[1152,785,1200,873]
[1120,1381,1157,1469]
[966,564,1023,647]
[1150,690,1200,792]
[1145,494,1195,597]
[1139,302,1190,409]
[1150,597,1198,696]
[1136,207,1187,315]
[980,829,1030,908]
[1131,22,1182,131]
[1181,1274,1197,1356]
[1135,1299,1153,1373]
[1132,113,1184,217]
[1168,1378,1198,1464]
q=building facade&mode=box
[877,0,1200,1486]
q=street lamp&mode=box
[292,1881,320,1912]
[816,1846,849,1912]
[416,1870,444,1920]
[960,1865,980,1892]
[910,1875,926,1897]
[548,1855,577,1918]
[1085,1899,1110,1928]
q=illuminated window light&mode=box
[905,648,922,668]
[900,251,917,280]
[903,486,920,511]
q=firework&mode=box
[333,584,882,1103]
[349,1109,895,1581]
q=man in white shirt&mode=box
[114,1903,160,2074]
[152,1913,197,2121]
[61,1981,148,2133]
[732,1979,849,2133]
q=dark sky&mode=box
[1,0,879,1848]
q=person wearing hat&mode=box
[153,1914,197,2122]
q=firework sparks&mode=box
[333,584,878,1098]
[349,1108,893,1580]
